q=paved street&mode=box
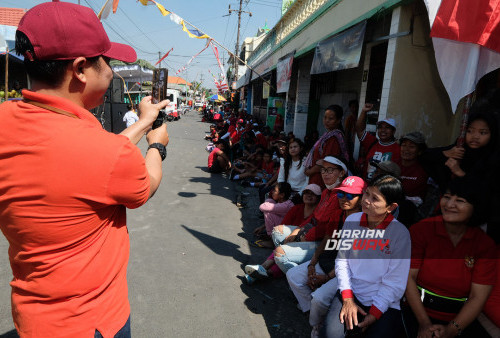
[0,111,308,338]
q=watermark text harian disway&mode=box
[325,229,390,251]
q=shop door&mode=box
[365,41,388,118]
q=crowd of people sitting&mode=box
[203,96,500,337]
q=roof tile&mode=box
[0,7,26,27]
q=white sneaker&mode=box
[244,265,268,280]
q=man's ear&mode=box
[387,202,398,213]
[72,57,88,84]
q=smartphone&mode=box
[151,68,168,129]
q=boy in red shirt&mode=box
[356,103,401,181]
[208,140,232,173]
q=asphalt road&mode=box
[0,111,309,337]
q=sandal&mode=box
[250,239,274,248]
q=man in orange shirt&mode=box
[0,2,169,337]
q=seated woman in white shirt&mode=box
[323,175,411,337]
[278,138,308,203]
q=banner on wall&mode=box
[266,97,285,129]
[310,21,366,75]
[276,51,295,93]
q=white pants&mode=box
[286,260,338,327]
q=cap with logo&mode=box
[17,1,136,62]
[333,176,366,194]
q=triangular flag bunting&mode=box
[112,0,119,13]
[155,47,173,65]
[170,13,183,25]
[181,21,210,39]
[155,2,170,16]
[98,0,113,20]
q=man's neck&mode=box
[31,83,86,109]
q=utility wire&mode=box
[83,0,157,55]
[118,7,163,52]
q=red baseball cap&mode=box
[333,176,366,195]
[17,1,137,62]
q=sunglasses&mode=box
[336,192,359,200]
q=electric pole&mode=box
[158,51,162,68]
[229,1,252,85]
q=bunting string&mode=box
[175,40,211,75]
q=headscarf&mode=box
[304,129,350,168]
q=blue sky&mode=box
[4,0,283,89]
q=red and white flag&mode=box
[424,0,500,111]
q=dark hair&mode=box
[127,104,132,110]
[369,175,404,205]
[215,139,228,150]
[325,105,343,120]
[446,176,486,227]
[284,138,306,182]
[325,105,344,131]
[466,110,498,151]
[277,182,292,200]
[16,30,100,87]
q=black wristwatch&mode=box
[148,143,167,161]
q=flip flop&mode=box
[250,239,273,248]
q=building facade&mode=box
[237,0,498,154]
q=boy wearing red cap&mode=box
[0,2,169,337]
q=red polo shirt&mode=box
[0,90,150,337]
[410,216,496,321]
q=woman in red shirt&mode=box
[304,105,350,189]
[404,177,496,337]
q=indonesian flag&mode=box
[424,0,500,112]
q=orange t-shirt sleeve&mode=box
[106,141,150,209]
